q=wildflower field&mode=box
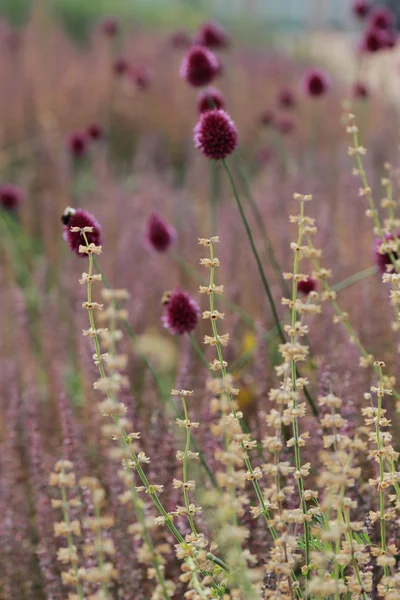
[1,1,400,599]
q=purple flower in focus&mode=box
[194,21,230,49]
[194,109,238,160]
[67,131,88,157]
[303,69,331,97]
[87,124,103,141]
[374,233,399,273]
[277,86,296,110]
[62,208,102,256]
[162,289,200,335]
[180,45,219,87]
[197,87,225,114]
[297,276,317,295]
[146,212,176,252]
[100,16,119,37]
[0,184,23,212]
[353,0,370,19]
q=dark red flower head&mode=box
[146,212,176,252]
[369,7,394,30]
[113,56,129,76]
[353,81,369,99]
[170,29,192,49]
[162,289,200,335]
[352,0,370,19]
[197,87,225,114]
[67,131,88,157]
[0,183,23,212]
[194,21,230,49]
[277,86,296,110]
[260,109,275,127]
[62,208,102,256]
[180,45,219,87]
[297,276,317,295]
[87,124,103,141]
[303,69,331,97]
[131,66,153,90]
[194,109,238,160]
[276,115,295,135]
[374,233,399,273]
[361,26,385,52]
[100,16,119,37]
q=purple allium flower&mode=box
[146,212,176,252]
[180,45,219,87]
[67,131,88,157]
[260,109,275,127]
[369,6,394,30]
[197,87,225,114]
[87,123,103,141]
[113,56,129,76]
[374,233,399,273]
[162,289,200,335]
[303,69,331,97]
[353,81,369,99]
[276,114,295,135]
[170,29,192,49]
[62,208,102,256]
[131,66,153,90]
[100,16,119,37]
[0,183,23,212]
[352,0,370,19]
[297,276,317,295]
[277,86,296,109]
[194,21,230,49]
[362,26,385,52]
[194,109,238,160]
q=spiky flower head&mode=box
[277,86,296,109]
[180,45,219,87]
[194,21,230,49]
[353,81,369,99]
[194,109,238,160]
[146,212,176,252]
[297,276,317,295]
[197,87,225,114]
[352,0,370,19]
[0,183,23,212]
[100,16,119,37]
[303,69,331,97]
[162,289,200,335]
[62,208,102,256]
[374,233,399,273]
[87,124,103,141]
[67,131,88,157]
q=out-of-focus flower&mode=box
[134,332,177,374]
[0,183,23,212]
[87,124,103,141]
[259,109,275,127]
[255,146,273,167]
[352,0,370,19]
[170,29,192,49]
[353,81,369,99]
[197,87,225,114]
[374,233,399,273]
[277,86,296,109]
[67,131,88,157]
[276,114,295,135]
[100,16,119,37]
[194,21,230,49]
[297,276,317,295]
[113,56,129,76]
[368,6,394,30]
[131,66,153,90]
[303,69,331,97]
[361,26,385,52]
[194,109,238,160]
[146,212,176,252]
[180,45,219,87]
[62,208,102,256]
[162,289,200,335]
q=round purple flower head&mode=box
[369,7,394,30]
[0,183,23,212]
[362,27,385,52]
[100,16,119,37]
[146,212,176,252]
[297,276,317,296]
[194,21,230,49]
[180,45,219,87]
[62,207,102,256]
[277,86,296,110]
[87,124,103,141]
[67,131,88,157]
[303,69,331,97]
[374,233,399,273]
[162,289,200,335]
[353,0,370,19]
[194,109,238,160]
[353,81,369,99]
[197,87,225,114]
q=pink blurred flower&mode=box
[0,183,23,212]
[180,45,220,87]
[368,6,394,30]
[113,56,129,76]
[100,16,119,37]
[297,276,317,295]
[276,114,295,135]
[66,131,88,157]
[197,87,225,114]
[194,109,238,160]
[87,124,103,141]
[146,212,176,252]
[259,109,275,127]
[162,289,200,335]
[194,21,229,49]
[170,29,192,49]
[255,146,273,166]
[62,208,102,256]
[303,69,331,97]
[352,0,370,19]
[277,86,296,109]
[374,233,399,273]
[131,66,153,90]
[353,81,369,99]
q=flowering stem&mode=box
[222,158,318,417]
[376,365,389,581]
[179,393,198,535]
